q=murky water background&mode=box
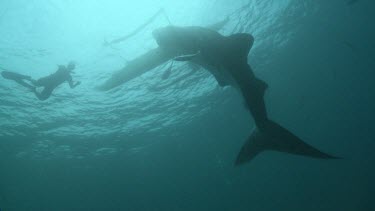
[0,0,374,210]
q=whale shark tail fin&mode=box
[235,120,338,165]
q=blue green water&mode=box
[0,0,374,210]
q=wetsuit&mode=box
[31,66,78,100]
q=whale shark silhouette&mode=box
[99,25,338,165]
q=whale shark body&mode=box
[99,25,337,165]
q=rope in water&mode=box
[105,2,251,47]
[105,8,171,46]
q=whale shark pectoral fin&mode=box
[98,47,174,91]
[235,120,339,165]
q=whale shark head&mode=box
[152,26,202,55]
[152,26,180,47]
[153,26,255,67]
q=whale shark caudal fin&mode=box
[235,120,338,165]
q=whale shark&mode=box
[99,25,337,165]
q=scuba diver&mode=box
[1,61,81,101]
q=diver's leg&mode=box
[29,76,49,87]
[13,79,35,90]
[33,87,53,101]
[26,78,39,86]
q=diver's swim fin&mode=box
[1,71,36,90]
[1,71,30,80]
[235,120,338,165]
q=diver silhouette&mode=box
[1,61,81,101]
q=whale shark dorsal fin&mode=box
[225,33,254,61]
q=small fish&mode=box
[173,51,200,61]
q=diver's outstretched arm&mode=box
[66,74,81,89]
[68,79,81,89]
